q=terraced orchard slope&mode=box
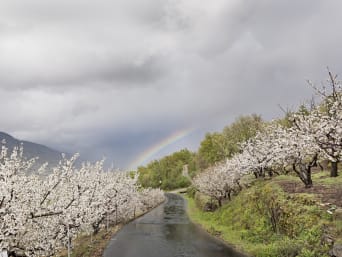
[186,172,342,257]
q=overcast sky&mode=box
[1,0,342,169]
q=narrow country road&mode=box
[104,193,246,257]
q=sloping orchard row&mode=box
[194,72,342,205]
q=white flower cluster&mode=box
[0,144,165,257]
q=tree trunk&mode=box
[235,179,242,191]
[292,163,313,188]
[331,161,338,177]
[217,198,222,207]
[266,168,274,177]
[305,167,313,188]
[227,191,231,201]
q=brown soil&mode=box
[277,181,342,207]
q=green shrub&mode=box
[175,176,191,188]
[187,186,197,198]
[297,249,316,257]
[251,239,300,257]
[194,192,214,210]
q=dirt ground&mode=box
[277,180,342,207]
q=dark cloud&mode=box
[1,0,342,169]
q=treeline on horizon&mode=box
[137,114,272,190]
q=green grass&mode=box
[335,219,342,244]
[272,174,301,182]
[186,195,247,252]
[312,171,342,185]
[272,170,342,185]
[185,177,340,257]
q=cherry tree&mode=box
[234,123,322,188]
[293,72,342,177]
[0,143,42,256]
[238,124,286,178]
[271,126,322,187]
[193,158,245,207]
[246,122,324,187]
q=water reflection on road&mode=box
[104,193,246,257]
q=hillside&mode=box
[186,171,342,257]
[0,131,66,170]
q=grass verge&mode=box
[185,173,342,257]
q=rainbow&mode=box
[129,127,194,170]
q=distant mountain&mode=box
[0,131,67,170]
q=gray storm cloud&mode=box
[1,0,342,168]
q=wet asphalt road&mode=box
[103,193,246,257]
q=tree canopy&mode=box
[138,149,195,190]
